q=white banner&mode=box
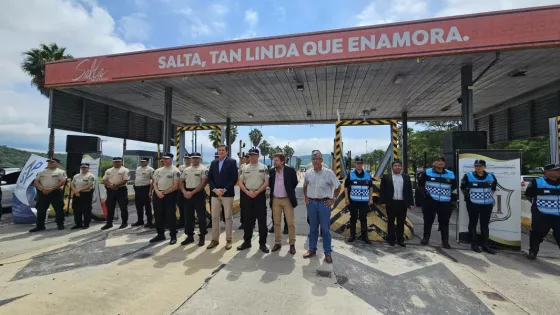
[81,155,104,219]
[457,152,522,248]
[14,154,49,206]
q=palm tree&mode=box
[283,145,295,166]
[21,43,73,157]
[248,128,263,147]
[259,140,271,165]
[208,126,238,150]
[269,146,283,164]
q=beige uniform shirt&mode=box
[103,167,130,185]
[135,166,154,186]
[240,162,269,190]
[181,164,208,189]
[178,164,191,173]
[153,166,181,191]
[72,172,96,191]
[36,168,67,190]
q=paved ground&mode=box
[1,188,560,315]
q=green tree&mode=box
[283,145,295,166]
[296,156,302,169]
[417,121,461,131]
[208,126,238,149]
[248,128,263,147]
[269,146,283,163]
[258,140,271,165]
[490,136,548,173]
[21,43,73,158]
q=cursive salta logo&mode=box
[72,58,109,82]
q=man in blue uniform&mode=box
[417,157,457,249]
[460,159,498,254]
[525,163,560,260]
[344,157,373,244]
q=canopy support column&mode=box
[461,65,474,131]
[226,118,231,157]
[163,87,172,153]
[402,111,408,172]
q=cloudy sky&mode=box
[0,0,558,162]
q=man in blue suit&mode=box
[206,145,238,250]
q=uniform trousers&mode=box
[36,189,64,227]
[106,187,128,225]
[184,189,207,236]
[153,191,178,236]
[422,198,452,241]
[467,203,493,244]
[530,208,560,253]
[134,185,152,224]
[243,191,267,245]
[349,201,369,237]
[177,194,185,227]
[72,190,93,226]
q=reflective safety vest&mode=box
[466,172,495,205]
[534,177,560,216]
[349,170,372,202]
[425,169,455,203]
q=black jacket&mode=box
[207,157,238,197]
[269,165,299,208]
[379,173,414,208]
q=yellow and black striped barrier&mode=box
[175,125,222,166]
[390,121,399,160]
[334,123,342,178]
[330,179,414,241]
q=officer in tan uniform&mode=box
[150,152,181,245]
[179,152,208,246]
[102,157,130,230]
[237,148,270,253]
[70,162,95,229]
[132,157,154,228]
[177,153,192,229]
[239,153,250,230]
[30,158,67,232]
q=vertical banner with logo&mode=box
[12,154,49,224]
[456,150,522,250]
[81,154,106,220]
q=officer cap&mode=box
[80,163,90,168]
[140,157,149,162]
[474,159,486,166]
[47,158,61,163]
[543,164,560,171]
[162,152,173,159]
[435,156,445,162]
[248,148,260,155]
[191,152,202,158]
[112,157,122,162]
[354,157,364,163]
[184,153,192,159]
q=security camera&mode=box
[199,117,207,123]
[457,97,462,104]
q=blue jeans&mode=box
[307,200,332,254]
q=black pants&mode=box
[134,185,152,224]
[184,189,207,236]
[72,191,93,226]
[244,191,267,245]
[36,190,64,227]
[177,194,185,227]
[240,192,246,225]
[349,201,369,237]
[387,200,407,242]
[529,208,560,253]
[153,191,178,236]
[467,203,493,245]
[106,187,128,225]
[422,198,453,241]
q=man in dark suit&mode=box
[206,145,238,250]
[379,160,414,247]
[269,153,299,254]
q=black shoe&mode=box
[269,227,274,233]
[260,245,270,253]
[237,242,252,251]
[101,224,113,230]
[398,240,406,247]
[198,236,205,247]
[471,243,482,253]
[82,225,90,230]
[420,238,429,245]
[176,223,185,229]
[149,234,166,243]
[71,225,82,230]
[283,227,288,235]
[347,235,356,243]
[239,224,245,230]
[169,237,177,245]
[131,221,144,227]
[181,236,195,245]
[29,226,45,233]
[119,223,127,229]
[57,225,65,230]
[481,245,496,255]
[442,241,451,249]
[526,250,537,260]
[362,236,371,245]
[388,240,395,246]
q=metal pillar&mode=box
[549,117,560,164]
[179,130,187,163]
[402,111,408,172]
[47,89,55,158]
[163,87,172,153]
[461,65,474,131]
[225,117,231,157]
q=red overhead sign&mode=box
[45,6,560,87]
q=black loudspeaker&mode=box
[66,135,101,153]
[443,131,487,154]
[66,153,83,178]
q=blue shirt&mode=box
[219,158,225,172]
